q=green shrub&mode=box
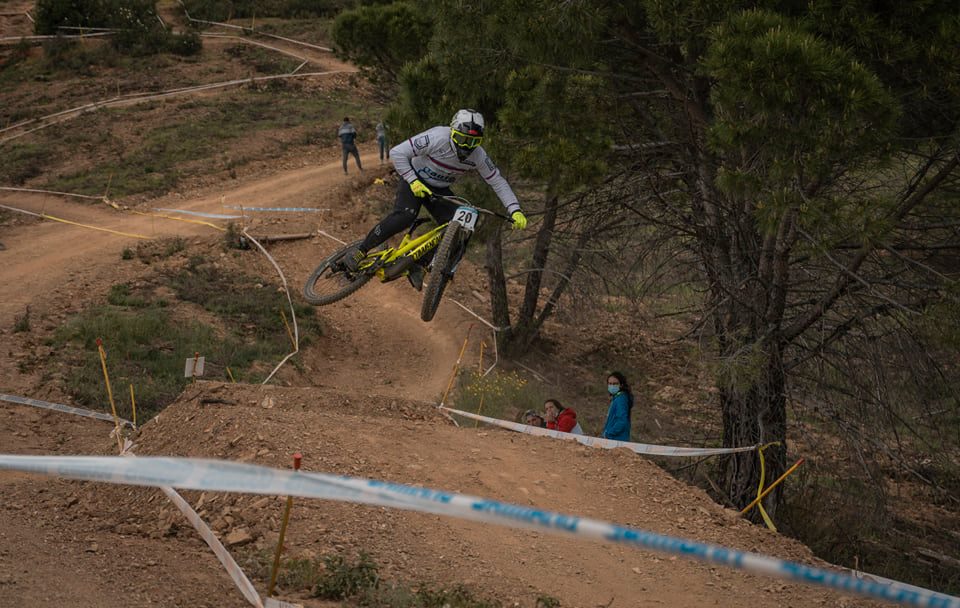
[452,369,542,423]
[50,257,324,419]
[35,0,202,57]
[107,283,151,308]
[167,31,203,56]
[52,305,207,419]
[0,38,32,70]
[223,222,250,250]
[13,306,31,333]
[312,552,379,600]
[407,585,502,608]
[0,143,51,185]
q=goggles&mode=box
[451,129,483,149]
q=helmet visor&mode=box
[451,129,483,149]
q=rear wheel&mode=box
[421,223,465,322]
[303,240,373,306]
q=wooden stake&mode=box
[268,453,302,598]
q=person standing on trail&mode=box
[341,108,528,290]
[375,120,389,163]
[602,371,634,441]
[544,398,584,435]
[338,117,362,174]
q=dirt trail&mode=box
[0,154,886,607]
[0,151,378,320]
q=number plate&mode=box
[452,205,479,231]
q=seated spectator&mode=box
[522,409,546,428]
[543,399,584,435]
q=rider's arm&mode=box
[474,148,521,215]
[390,130,429,184]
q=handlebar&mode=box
[430,194,515,223]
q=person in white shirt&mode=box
[342,109,528,289]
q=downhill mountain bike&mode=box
[303,195,513,322]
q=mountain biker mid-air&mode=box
[341,109,528,289]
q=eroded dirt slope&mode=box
[0,154,884,607]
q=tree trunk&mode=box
[507,189,560,355]
[719,341,788,517]
[484,226,512,348]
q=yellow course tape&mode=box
[741,457,805,517]
[43,213,151,239]
[131,209,226,232]
[755,442,781,531]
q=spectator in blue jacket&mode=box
[337,117,362,174]
[602,371,634,441]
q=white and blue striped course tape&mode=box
[1,393,133,427]
[158,481,263,607]
[223,206,326,213]
[0,455,956,608]
[154,208,245,219]
[440,406,755,457]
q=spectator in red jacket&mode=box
[544,399,584,435]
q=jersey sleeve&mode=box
[390,128,434,184]
[474,148,521,214]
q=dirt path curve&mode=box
[0,151,378,316]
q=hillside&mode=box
[0,6,952,607]
[1,146,894,606]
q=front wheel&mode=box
[421,223,466,322]
[303,240,373,306]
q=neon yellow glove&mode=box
[410,179,433,198]
[511,210,528,230]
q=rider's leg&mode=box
[350,180,424,266]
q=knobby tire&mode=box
[421,223,463,322]
[303,240,373,306]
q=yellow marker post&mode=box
[191,352,200,383]
[478,340,485,373]
[103,172,113,201]
[279,308,296,350]
[129,383,137,428]
[96,338,124,452]
[268,453,302,598]
[474,394,484,428]
[741,457,805,517]
[439,324,474,407]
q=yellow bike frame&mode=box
[361,221,450,282]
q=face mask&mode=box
[608,384,620,396]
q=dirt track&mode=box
[0,154,885,607]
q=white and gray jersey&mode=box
[390,126,521,214]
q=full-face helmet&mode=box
[450,109,484,160]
